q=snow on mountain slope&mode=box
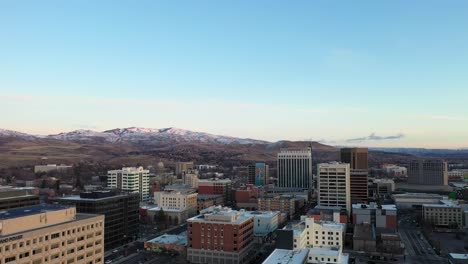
[0,127,269,145]
[0,129,37,140]
[43,127,269,145]
[47,129,120,142]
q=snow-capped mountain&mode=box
[0,129,37,140]
[1,127,269,145]
[48,129,120,142]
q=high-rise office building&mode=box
[56,190,140,251]
[341,148,369,203]
[0,205,104,264]
[340,148,368,169]
[107,166,150,201]
[277,148,313,190]
[317,162,351,214]
[187,207,254,264]
[408,159,448,186]
[247,163,269,186]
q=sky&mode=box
[1,1,468,148]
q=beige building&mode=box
[317,162,351,215]
[183,172,199,189]
[107,167,150,201]
[305,218,346,250]
[175,162,194,176]
[0,205,104,264]
[423,200,463,228]
[34,164,73,173]
[154,189,198,217]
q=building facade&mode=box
[423,200,463,228]
[175,162,194,176]
[248,163,269,186]
[0,205,104,264]
[340,148,368,170]
[352,203,397,230]
[0,186,40,210]
[197,194,224,211]
[187,208,254,264]
[341,148,369,204]
[183,171,199,189]
[258,196,296,217]
[243,211,279,237]
[56,190,139,250]
[107,166,150,201]
[317,162,351,214]
[154,189,198,218]
[305,218,346,250]
[277,148,313,190]
[198,178,232,204]
[407,159,448,186]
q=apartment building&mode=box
[187,208,254,264]
[0,205,104,264]
[107,167,150,201]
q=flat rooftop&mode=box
[0,205,70,220]
[393,192,444,198]
[449,253,468,259]
[423,199,460,208]
[263,249,309,264]
[147,232,187,246]
[188,210,252,224]
[352,203,396,210]
[58,193,135,201]
[308,248,340,257]
[243,211,279,218]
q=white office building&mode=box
[317,162,351,214]
[277,148,313,190]
[107,166,150,201]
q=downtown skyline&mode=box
[1,1,468,148]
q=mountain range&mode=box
[0,127,453,169]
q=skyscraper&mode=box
[247,162,269,186]
[408,159,448,186]
[341,148,369,203]
[277,148,313,190]
[340,148,368,169]
[317,162,351,214]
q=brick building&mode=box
[198,178,232,204]
[187,208,254,264]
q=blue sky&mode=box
[1,1,468,148]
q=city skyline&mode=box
[2,1,468,148]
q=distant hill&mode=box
[0,127,422,168]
